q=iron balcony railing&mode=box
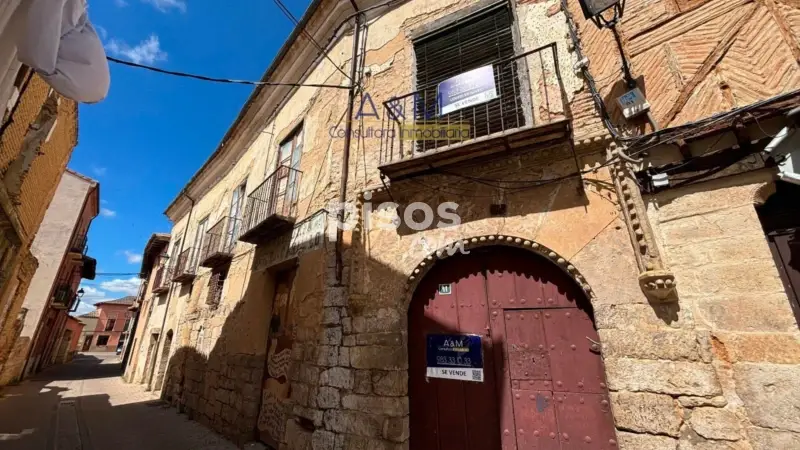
[379,43,567,167]
[152,264,171,294]
[239,165,302,244]
[199,216,241,268]
[68,233,88,255]
[52,284,77,310]
[171,248,197,283]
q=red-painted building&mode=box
[88,297,136,353]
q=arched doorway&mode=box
[154,330,173,391]
[408,246,617,449]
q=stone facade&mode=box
[0,72,80,386]
[126,0,800,449]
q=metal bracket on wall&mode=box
[608,143,677,303]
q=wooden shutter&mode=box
[413,4,524,151]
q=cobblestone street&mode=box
[0,353,238,450]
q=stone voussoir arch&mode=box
[402,234,597,309]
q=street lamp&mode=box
[578,0,635,88]
[70,288,85,313]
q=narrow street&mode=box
[0,354,238,450]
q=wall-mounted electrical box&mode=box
[616,87,651,120]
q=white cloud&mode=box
[100,277,141,296]
[91,165,107,176]
[106,35,168,65]
[80,285,109,304]
[142,0,186,13]
[123,250,143,264]
[114,0,128,7]
[100,208,116,218]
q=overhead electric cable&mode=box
[106,56,350,89]
[271,0,358,86]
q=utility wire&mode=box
[271,0,358,86]
[91,272,142,277]
[106,56,350,89]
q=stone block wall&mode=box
[639,170,800,449]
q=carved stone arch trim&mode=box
[402,234,596,310]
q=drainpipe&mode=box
[335,0,362,285]
[147,192,195,389]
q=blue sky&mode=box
[72,0,312,313]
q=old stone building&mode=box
[127,0,800,449]
[0,68,80,385]
[123,233,171,388]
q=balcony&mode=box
[151,265,171,294]
[378,43,569,181]
[199,216,241,268]
[68,233,88,255]
[239,165,302,245]
[171,248,197,284]
[52,284,77,310]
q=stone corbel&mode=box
[608,143,678,303]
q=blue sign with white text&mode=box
[426,334,484,382]
[437,65,498,116]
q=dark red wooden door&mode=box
[409,247,617,450]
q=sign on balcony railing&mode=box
[380,43,566,165]
[438,65,498,115]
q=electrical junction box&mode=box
[616,87,651,120]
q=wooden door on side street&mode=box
[408,247,617,450]
[256,268,296,447]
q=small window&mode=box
[207,267,229,307]
[276,125,303,171]
[96,335,110,346]
[104,318,116,332]
[195,216,209,260]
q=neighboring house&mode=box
[87,297,136,353]
[125,0,800,448]
[122,233,170,388]
[0,65,80,384]
[0,170,99,385]
[76,310,99,353]
[53,315,84,365]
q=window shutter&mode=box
[413,4,524,151]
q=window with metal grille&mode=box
[413,3,524,152]
[207,267,228,307]
[105,318,116,331]
[96,335,110,346]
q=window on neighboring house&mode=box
[412,4,523,152]
[207,267,229,308]
[104,318,116,332]
[123,317,132,332]
[96,335,110,346]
